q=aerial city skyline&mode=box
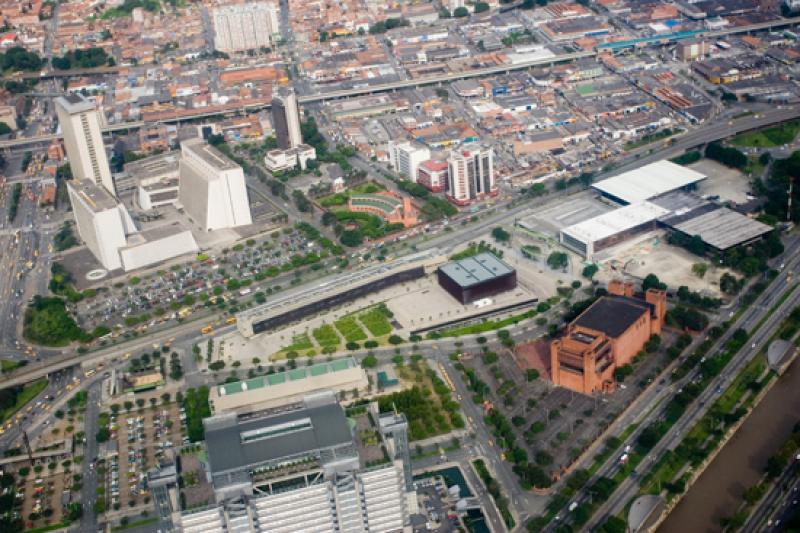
[1,0,800,532]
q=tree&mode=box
[361,354,378,368]
[534,450,553,466]
[321,211,337,226]
[582,264,598,279]
[388,334,404,345]
[96,427,110,443]
[340,229,363,247]
[474,1,490,12]
[491,227,510,243]
[453,6,469,16]
[705,142,747,170]
[642,273,666,291]
[526,369,540,381]
[720,272,743,295]
[546,252,568,270]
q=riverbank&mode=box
[658,354,800,531]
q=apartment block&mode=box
[271,87,303,150]
[388,140,430,181]
[446,144,496,206]
[417,159,448,192]
[212,2,279,53]
[55,94,115,195]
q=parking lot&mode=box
[18,469,69,529]
[57,226,335,337]
[102,398,183,510]
[458,326,681,482]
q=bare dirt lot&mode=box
[595,232,738,296]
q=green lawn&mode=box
[111,517,158,532]
[358,307,393,337]
[435,309,537,337]
[318,182,386,207]
[1,359,21,372]
[1,378,47,422]
[283,333,313,351]
[312,324,341,348]
[334,316,368,343]
[730,120,800,148]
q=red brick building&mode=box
[550,280,666,395]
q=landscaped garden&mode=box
[334,316,368,343]
[312,324,341,350]
[318,181,386,207]
[358,304,393,337]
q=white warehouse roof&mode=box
[561,201,670,244]
[592,160,707,204]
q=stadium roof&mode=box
[438,252,515,288]
[592,160,707,204]
[561,202,670,244]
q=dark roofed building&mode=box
[574,296,656,338]
[204,391,359,501]
[437,252,517,304]
[550,280,666,395]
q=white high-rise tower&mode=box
[54,94,115,195]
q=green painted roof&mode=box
[331,359,351,372]
[350,194,402,215]
[217,357,358,396]
[267,373,286,385]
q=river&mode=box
[659,356,800,532]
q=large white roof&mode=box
[592,160,707,204]
[561,201,670,244]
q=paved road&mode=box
[79,380,103,532]
[0,367,74,449]
[744,457,800,531]
[579,238,800,530]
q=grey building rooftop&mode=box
[204,398,353,475]
[55,94,95,114]
[182,137,239,171]
[67,179,119,213]
[124,152,180,182]
[438,252,515,289]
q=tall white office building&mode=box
[67,180,134,271]
[212,2,279,53]
[447,144,496,205]
[55,94,115,195]
[271,87,303,150]
[179,138,252,231]
[388,140,430,181]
